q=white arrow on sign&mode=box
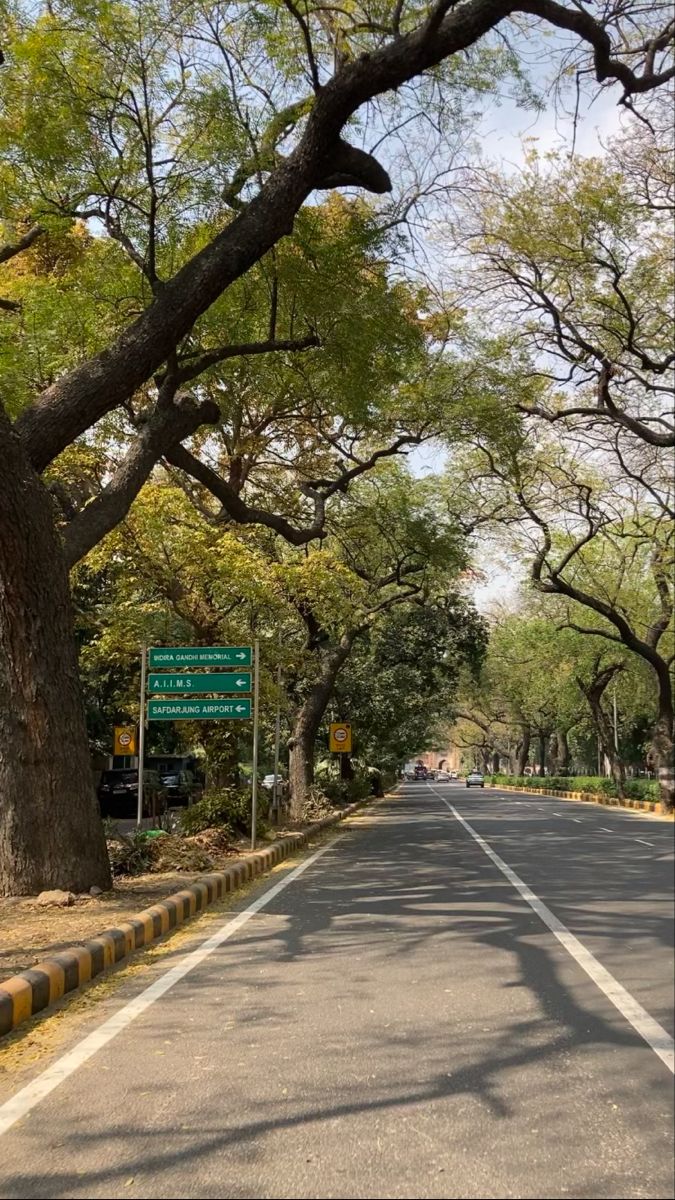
[236,652,246,659]
[236,678,247,687]
[235,704,247,712]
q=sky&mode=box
[406,84,625,613]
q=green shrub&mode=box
[487,774,658,801]
[322,774,371,805]
[180,787,268,837]
[624,779,660,801]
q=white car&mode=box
[435,770,450,781]
[466,771,484,788]
[449,770,458,779]
[262,774,286,792]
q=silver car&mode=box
[465,771,484,788]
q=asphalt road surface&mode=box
[0,783,673,1200]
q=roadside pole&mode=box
[251,638,260,851]
[272,654,282,819]
[136,644,147,827]
[613,683,619,751]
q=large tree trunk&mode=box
[538,731,547,776]
[652,705,674,815]
[288,633,356,820]
[556,728,571,775]
[288,719,316,816]
[515,725,530,776]
[577,667,626,799]
[0,414,111,895]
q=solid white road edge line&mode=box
[432,789,675,1075]
[0,838,340,1138]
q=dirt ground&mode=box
[0,823,317,981]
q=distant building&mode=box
[417,746,463,772]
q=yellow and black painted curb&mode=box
[0,800,368,1039]
[489,782,663,814]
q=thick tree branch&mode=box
[0,225,44,265]
[307,431,429,492]
[62,393,219,568]
[15,0,673,471]
[518,399,675,448]
[176,332,319,385]
[164,444,327,546]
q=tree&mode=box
[283,465,469,813]
[455,432,674,808]
[452,145,674,448]
[1,1,673,889]
[332,596,486,772]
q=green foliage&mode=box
[180,787,267,838]
[320,774,371,805]
[333,593,487,769]
[489,774,659,801]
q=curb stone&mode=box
[488,782,665,814]
[0,798,374,1039]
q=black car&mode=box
[97,769,167,819]
[159,769,202,808]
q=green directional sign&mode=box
[147,671,251,695]
[147,698,251,721]
[148,645,252,669]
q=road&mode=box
[0,782,673,1200]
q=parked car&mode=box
[97,769,167,818]
[413,764,428,780]
[449,770,458,779]
[159,769,202,808]
[465,771,485,789]
[435,770,450,781]
[262,773,287,794]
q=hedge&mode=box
[487,774,659,801]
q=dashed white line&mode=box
[432,789,674,1075]
[636,838,654,847]
[599,827,614,833]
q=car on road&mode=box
[159,768,202,808]
[262,773,287,795]
[465,771,485,789]
[97,769,167,818]
[435,770,450,781]
[413,764,428,780]
[449,770,458,779]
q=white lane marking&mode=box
[432,791,675,1074]
[0,839,339,1137]
[599,827,614,833]
[636,839,654,847]
[572,818,583,823]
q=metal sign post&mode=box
[251,638,260,851]
[136,644,147,827]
